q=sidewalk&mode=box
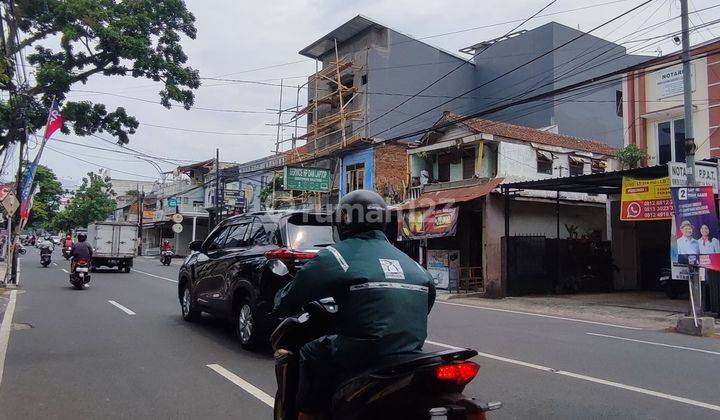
[437,291,699,330]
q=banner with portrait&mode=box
[670,186,720,271]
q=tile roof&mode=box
[444,112,616,156]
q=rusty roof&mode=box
[395,178,504,211]
[444,112,615,156]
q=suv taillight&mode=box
[435,361,480,385]
[265,248,317,260]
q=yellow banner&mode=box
[620,176,672,221]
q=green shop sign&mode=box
[283,166,331,192]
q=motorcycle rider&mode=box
[273,190,436,418]
[63,232,74,248]
[161,240,172,253]
[70,233,93,272]
[39,236,54,255]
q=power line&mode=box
[70,89,277,114]
[381,46,720,145]
[43,145,158,180]
[368,0,655,140]
[138,122,275,137]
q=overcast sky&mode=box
[11,0,720,187]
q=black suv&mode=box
[178,210,335,349]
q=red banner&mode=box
[398,206,458,241]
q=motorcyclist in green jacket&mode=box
[273,190,436,417]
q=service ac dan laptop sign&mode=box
[620,176,672,221]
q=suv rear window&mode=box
[286,214,336,251]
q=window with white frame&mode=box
[345,163,365,192]
[657,118,685,165]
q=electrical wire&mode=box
[138,122,275,137]
[69,89,277,114]
[368,0,655,140]
[43,145,158,180]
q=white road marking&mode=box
[587,332,720,356]
[133,269,178,284]
[0,290,18,388]
[108,300,136,315]
[61,269,69,274]
[16,259,21,286]
[436,301,642,330]
[52,262,58,267]
[424,339,720,413]
[207,364,274,407]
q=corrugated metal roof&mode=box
[299,15,385,60]
[395,178,504,210]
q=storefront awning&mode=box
[395,178,504,210]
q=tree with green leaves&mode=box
[0,0,200,151]
[24,163,63,229]
[51,171,115,230]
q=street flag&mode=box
[43,98,63,141]
[19,98,63,226]
[18,161,36,222]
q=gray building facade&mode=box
[299,17,650,150]
[466,22,650,147]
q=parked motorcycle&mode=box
[40,250,52,267]
[160,250,173,266]
[271,299,501,420]
[62,246,72,260]
[69,258,91,290]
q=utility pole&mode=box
[214,148,220,227]
[678,0,708,333]
[276,79,284,154]
[137,184,143,256]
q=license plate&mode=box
[109,260,118,264]
[76,267,89,272]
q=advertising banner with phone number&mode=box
[620,176,672,221]
[670,186,720,272]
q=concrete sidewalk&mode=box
[437,291,699,330]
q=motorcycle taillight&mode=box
[435,361,480,385]
[77,259,88,266]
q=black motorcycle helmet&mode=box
[77,233,87,242]
[335,190,389,240]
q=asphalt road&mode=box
[2,247,720,419]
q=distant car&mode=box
[50,236,61,245]
[178,210,336,349]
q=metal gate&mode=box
[505,235,549,296]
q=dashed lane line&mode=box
[587,332,720,356]
[207,364,274,407]
[133,269,178,284]
[425,340,720,413]
[108,300,136,316]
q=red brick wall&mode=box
[373,143,408,204]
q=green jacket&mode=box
[274,230,436,370]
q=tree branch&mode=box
[9,28,57,56]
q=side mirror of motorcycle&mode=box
[188,240,203,252]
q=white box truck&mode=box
[87,221,138,272]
